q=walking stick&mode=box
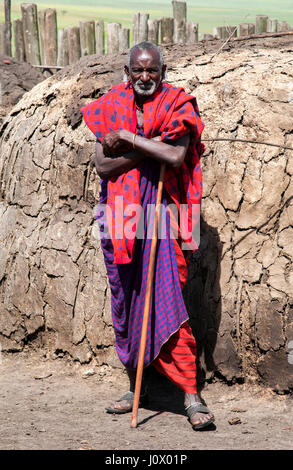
[131,162,166,428]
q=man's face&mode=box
[125,49,166,97]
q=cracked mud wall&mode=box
[0,40,292,391]
[0,56,44,127]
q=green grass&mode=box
[1,1,293,34]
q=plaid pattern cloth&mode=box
[81,81,205,264]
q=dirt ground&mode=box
[0,351,292,451]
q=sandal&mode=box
[106,391,149,414]
[185,402,215,430]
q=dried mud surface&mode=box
[0,56,44,126]
[0,351,292,450]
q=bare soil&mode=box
[1,350,292,450]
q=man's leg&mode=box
[106,368,147,413]
[152,322,214,428]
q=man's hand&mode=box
[102,130,133,157]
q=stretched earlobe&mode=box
[123,72,128,83]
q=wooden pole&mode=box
[160,17,174,44]
[4,0,11,56]
[21,3,41,65]
[119,27,130,52]
[67,26,81,65]
[219,25,237,39]
[132,13,140,45]
[172,0,186,44]
[0,24,5,56]
[277,21,289,32]
[267,19,278,33]
[57,28,69,67]
[232,30,293,41]
[138,13,149,42]
[148,19,159,44]
[239,23,256,36]
[131,163,166,429]
[80,20,95,56]
[226,25,237,37]
[202,33,214,41]
[38,9,57,66]
[186,22,198,43]
[107,23,121,54]
[213,26,223,39]
[96,20,105,55]
[13,19,25,61]
[255,15,268,33]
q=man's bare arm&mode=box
[94,132,190,179]
[103,130,190,170]
[94,141,146,179]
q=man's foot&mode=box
[184,393,214,430]
[106,391,148,414]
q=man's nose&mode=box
[141,71,150,82]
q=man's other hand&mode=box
[102,130,132,157]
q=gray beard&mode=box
[133,79,158,96]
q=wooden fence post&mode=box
[119,28,130,52]
[0,24,5,56]
[21,3,41,65]
[267,19,278,33]
[80,21,95,56]
[68,26,81,65]
[220,25,237,39]
[239,23,256,36]
[255,15,268,33]
[186,22,198,43]
[277,21,289,32]
[38,9,57,65]
[202,33,214,41]
[4,0,12,56]
[228,26,237,37]
[132,13,139,45]
[96,20,105,55]
[213,26,223,39]
[148,19,159,44]
[160,17,174,44]
[107,23,121,54]
[57,28,69,67]
[138,13,149,42]
[172,0,186,44]
[13,19,25,61]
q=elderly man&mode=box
[82,42,214,430]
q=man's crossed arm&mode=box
[94,130,190,179]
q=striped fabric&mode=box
[153,321,197,394]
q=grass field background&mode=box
[1,0,293,34]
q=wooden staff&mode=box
[131,162,166,428]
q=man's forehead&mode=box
[130,48,160,65]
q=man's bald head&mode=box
[128,42,164,70]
